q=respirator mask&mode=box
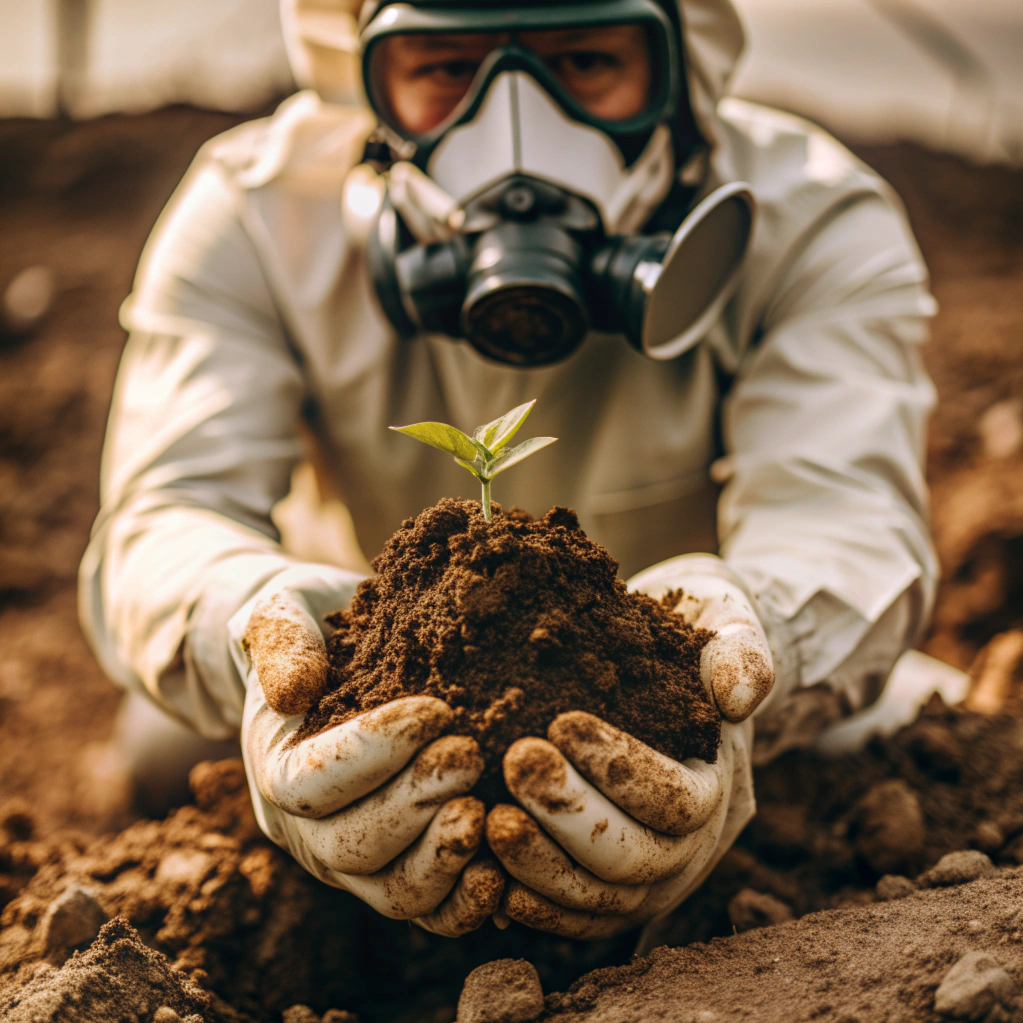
[349,0,755,367]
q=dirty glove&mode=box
[230,566,504,936]
[488,553,773,938]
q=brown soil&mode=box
[296,499,718,801]
[545,866,1023,1022]
[0,758,641,1022]
[2,917,217,1023]
[0,106,1021,1023]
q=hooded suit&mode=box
[80,0,938,765]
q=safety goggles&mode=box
[359,0,680,165]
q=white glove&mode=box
[230,566,504,937]
[488,553,773,938]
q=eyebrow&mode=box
[400,33,501,55]
[539,30,590,44]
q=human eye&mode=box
[417,58,481,84]
[560,49,620,75]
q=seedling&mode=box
[390,400,557,522]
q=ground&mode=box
[0,109,1021,1022]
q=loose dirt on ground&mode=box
[0,110,1021,1023]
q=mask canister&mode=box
[352,0,755,366]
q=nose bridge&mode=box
[426,69,523,204]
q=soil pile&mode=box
[296,499,718,798]
[0,760,638,1023]
[544,866,1023,1022]
[0,760,373,1022]
[2,917,216,1023]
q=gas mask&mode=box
[348,0,755,367]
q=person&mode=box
[79,0,938,939]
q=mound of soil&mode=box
[544,866,1023,1022]
[2,917,216,1023]
[0,759,639,1023]
[295,499,719,799]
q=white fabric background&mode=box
[2,0,1020,163]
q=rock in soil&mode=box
[727,889,793,932]
[875,874,917,901]
[295,499,719,801]
[457,959,544,1023]
[933,950,1017,1021]
[922,850,996,888]
[852,778,926,875]
[37,884,107,956]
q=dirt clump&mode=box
[1,916,216,1023]
[295,499,718,800]
[456,959,544,1023]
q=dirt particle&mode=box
[37,884,108,955]
[921,850,996,887]
[457,958,544,1023]
[875,875,917,901]
[852,778,925,875]
[727,888,794,932]
[973,820,1005,854]
[933,950,1016,1020]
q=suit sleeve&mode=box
[717,192,940,762]
[78,153,360,738]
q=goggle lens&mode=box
[367,22,660,138]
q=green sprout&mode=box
[390,400,557,522]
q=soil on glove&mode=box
[294,499,719,799]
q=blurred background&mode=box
[3,0,1021,160]
[0,0,1021,836]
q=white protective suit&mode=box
[79,0,938,777]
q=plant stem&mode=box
[481,478,492,522]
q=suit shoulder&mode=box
[196,90,376,195]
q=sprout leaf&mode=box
[485,436,558,478]
[473,400,535,454]
[390,400,556,522]
[389,422,478,462]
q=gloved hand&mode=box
[230,567,505,936]
[487,553,774,938]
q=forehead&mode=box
[383,23,640,54]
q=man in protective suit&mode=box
[80,0,938,939]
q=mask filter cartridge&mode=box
[368,177,754,367]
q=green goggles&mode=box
[359,0,681,164]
